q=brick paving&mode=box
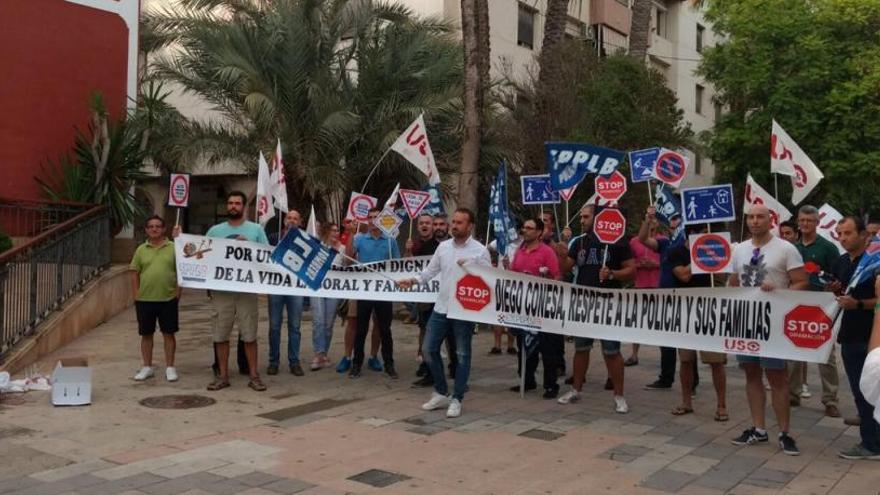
[0,290,878,494]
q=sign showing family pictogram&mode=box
[681,184,735,225]
[520,175,561,205]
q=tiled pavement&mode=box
[1,290,878,494]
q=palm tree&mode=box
[629,0,653,60]
[145,0,469,216]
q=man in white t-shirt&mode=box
[728,205,808,456]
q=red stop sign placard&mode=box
[784,305,833,349]
[595,171,628,202]
[593,208,626,244]
[456,274,491,311]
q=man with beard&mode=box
[558,205,635,413]
[398,208,491,418]
[729,204,807,455]
[433,213,450,242]
[203,191,269,391]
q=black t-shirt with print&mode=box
[568,232,633,288]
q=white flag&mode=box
[817,204,845,254]
[390,114,441,185]
[771,120,823,204]
[256,152,275,226]
[385,183,400,209]
[743,174,792,235]
[270,139,289,213]
[307,204,318,238]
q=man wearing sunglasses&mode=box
[728,204,808,455]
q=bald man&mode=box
[728,204,808,456]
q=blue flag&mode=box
[271,228,337,291]
[489,163,517,255]
[848,235,880,290]
[422,183,445,216]
[654,184,682,226]
[545,142,624,191]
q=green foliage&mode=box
[700,0,880,215]
[37,94,149,231]
[0,229,12,253]
[145,0,500,218]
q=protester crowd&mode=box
[129,190,880,462]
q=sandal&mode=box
[671,406,694,416]
[624,357,639,367]
[714,410,729,422]
[248,376,267,391]
[206,379,230,391]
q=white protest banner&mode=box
[256,152,275,226]
[399,189,431,219]
[817,204,845,254]
[168,173,190,207]
[771,120,823,204]
[346,192,377,222]
[447,264,840,363]
[175,234,437,302]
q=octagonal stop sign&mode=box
[594,171,628,202]
[784,305,833,349]
[456,274,491,311]
[593,208,627,244]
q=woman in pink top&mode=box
[625,226,664,366]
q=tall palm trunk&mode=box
[629,0,653,60]
[458,0,489,212]
[539,0,569,71]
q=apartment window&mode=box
[694,153,703,175]
[518,3,536,49]
[695,84,705,115]
[696,24,705,52]
[655,8,668,39]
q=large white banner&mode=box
[447,264,841,363]
[175,234,438,302]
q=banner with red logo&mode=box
[175,234,437,302]
[743,173,792,234]
[771,120,823,205]
[447,264,840,363]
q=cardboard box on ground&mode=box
[52,357,91,406]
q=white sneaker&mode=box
[446,398,462,418]
[422,392,451,411]
[801,384,812,399]
[165,367,179,382]
[134,366,154,381]
[557,388,580,405]
[614,395,629,414]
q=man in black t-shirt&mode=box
[668,224,728,421]
[557,205,636,414]
[830,217,880,460]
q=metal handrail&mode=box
[0,198,111,360]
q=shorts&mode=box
[210,291,258,343]
[135,299,179,336]
[347,299,357,318]
[736,354,786,370]
[679,349,727,364]
[574,337,620,355]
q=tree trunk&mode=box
[539,0,569,69]
[458,0,485,212]
[629,0,653,60]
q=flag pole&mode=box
[773,173,779,200]
[338,252,400,284]
[707,223,715,288]
[565,199,570,230]
[175,208,181,228]
[552,202,561,240]
[360,147,393,193]
[647,180,654,205]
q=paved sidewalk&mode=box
[1,290,877,494]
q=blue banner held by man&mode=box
[848,235,880,291]
[489,163,517,255]
[654,183,682,226]
[545,142,625,191]
[271,228,338,291]
[421,183,445,216]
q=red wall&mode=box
[0,0,130,201]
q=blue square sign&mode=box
[520,175,561,205]
[680,184,736,225]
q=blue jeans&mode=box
[423,312,473,401]
[268,294,303,367]
[310,296,339,355]
[841,341,880,453]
